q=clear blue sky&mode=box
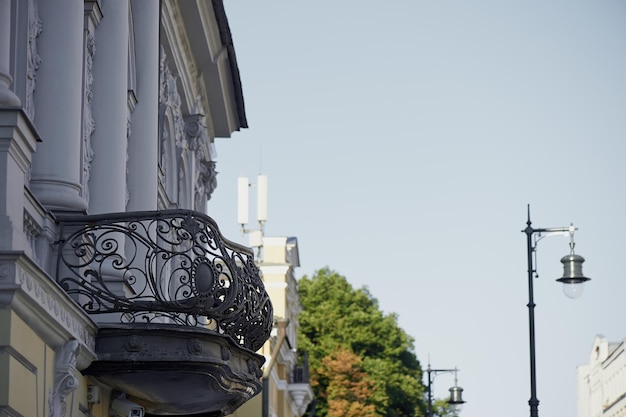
[207,2,626,416]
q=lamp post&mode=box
[426,364,465,417]
[523,206,590,417]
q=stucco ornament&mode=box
[158,46,185,204]
[49,340,80,417]
[82,33,96,204]
[25,0,42,121]
[184,108,218,210]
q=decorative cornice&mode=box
[84,0,103,28]
[0,252,97,369]
[210,0,247,129]
[161,1,200,104]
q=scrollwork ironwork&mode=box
[55,210,272,351]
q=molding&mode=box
[0,109,39,173]
[0,345,37,373]
[271,370,288,391]
[0,405,23,417]
[603,342,624,369]
[261,265,291,275]
[160,1,200,108]
[263,282,288,289]
[278,341,297,368]
[23,188,55,271]
[0,252,97,370]
[84,0,103,28]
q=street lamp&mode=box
[426,364,465,417]
[523,206,590,417]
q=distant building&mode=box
[0,1,273,416]
[228,237,314,417]
[578,336,626,417]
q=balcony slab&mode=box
[83,323,265,416]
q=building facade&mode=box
[227,237,314,417]
[578,336,626,417]
[0,1,273,416]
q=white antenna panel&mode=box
[237,176,249,225]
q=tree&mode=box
[317,348,377,417]
[431,399,455,417]
[298,268,426,417]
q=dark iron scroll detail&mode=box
[55,210,272,351]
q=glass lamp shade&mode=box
[562,282,586,299]
[448,402,463,415]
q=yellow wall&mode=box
[228,393,262,417]
[0,310,47,416]
[0,309,101,417]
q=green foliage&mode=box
[298,267,426,417]
[431,399,455,417]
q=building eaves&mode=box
[211,0,248,129]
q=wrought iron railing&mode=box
[55,209,273,352]
[292,351,310,383]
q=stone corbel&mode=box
[48,340,80,417]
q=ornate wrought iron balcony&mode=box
[55,209,273,352]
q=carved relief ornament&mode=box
[26,0,42,121]
[48,340,80,417]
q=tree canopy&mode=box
[298,268,426,417]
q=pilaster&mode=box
[0,109,39,252]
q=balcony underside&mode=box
[83,323,264,416]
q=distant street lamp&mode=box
[523,206,590,417]
[426,364,465,417]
